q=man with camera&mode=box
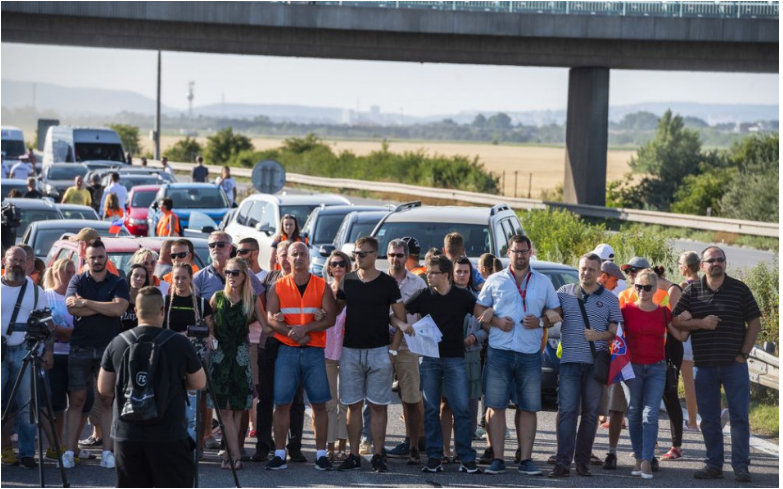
[64,240,130,469]
[1,246,47,469]
[98,286,206,487]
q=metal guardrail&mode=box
[167,161,779,238]
[749,347,779,390]
[319,1,779,19]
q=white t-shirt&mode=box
[158,280,170,297]
[2,278,45,346]
[9,161,33,179]
[216,176,236,205]
[45,289,73,355]
[162,165,174,176]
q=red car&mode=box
[124,185,161,237]
[46,236,146,278]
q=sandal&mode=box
[589,453,603,465]
[335,451,349,462]
[221,459,231,470]
[661,447,682,460]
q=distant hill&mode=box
[1,80,778,127]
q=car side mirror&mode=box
[151,201,159,211]
[318,244,335,257]
[256,223,274,236]
[201,226,215,234]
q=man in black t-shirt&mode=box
[99,287,205,487]
[335,236,407,473]
[399,255,481,474]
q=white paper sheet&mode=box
[405,314,442,358]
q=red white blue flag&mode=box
[108,218,123,235]
[608,323,635,385]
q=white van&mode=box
[1,126,27,176]
[43,126,126,171]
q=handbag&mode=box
[662,307,682,396]
[577,292,610,385]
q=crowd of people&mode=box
[0,221,762,486]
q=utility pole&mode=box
[154,50,161,160]
[187,81,195,136]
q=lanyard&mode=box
[508,266,533,313]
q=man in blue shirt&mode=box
[475,235,560,476]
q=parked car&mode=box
[124,185,161,236]
[1,126,27,176]
[41,163,90,201]
[147,183,232,236]
[45,236,141,279]
[2,198,64,244]
[22,219,130,260]
[331,209,392,257]
[223,193,351,270]
[1,178,31,199]
[56,203,99,221]
[302,205,394,276]
[90,166,176,184]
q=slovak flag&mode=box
[108,218,123,235]
[608,323,635,385]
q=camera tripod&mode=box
[1,338,69,488]
[191,338,241,488]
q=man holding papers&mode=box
[393,254,481,475]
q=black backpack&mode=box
[118,328,177,424]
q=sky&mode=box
[1,43,779,116]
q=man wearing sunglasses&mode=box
[162,239,200,285]
[618,257,669,308]
[193,231,265,306]
[672,247,761,483]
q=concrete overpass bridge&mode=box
[2,1,778,205]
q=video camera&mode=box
[1,203,20,254]
[7,308,54,347]
[186,320,209,339]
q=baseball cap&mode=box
[621,256,651,272]
[601,261,624,280]
[591,243,615,261]
[69,227,101,243]
[400,236,421,256]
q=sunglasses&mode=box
[224,269,242,277]
[353,250,376,258]
[171,251,189,259]
[703,257,726,264]
[634,284,654,292]
[329,261,347,268]
[387,253,405,259]
[208,241,227,249]
[236,248,256,256]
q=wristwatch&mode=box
[740,351,750,360]
[388,349,398,357]
[539,317,545,329]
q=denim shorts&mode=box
[274,345,331,405]
[339,346,393,406]
[68,346,104,392]
[482,346,541,412]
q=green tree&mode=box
[109,124,141,154]
[719,134,779,222]
[164,137,202,163]
[486,113,512,130]
[205,127,254,164]
[472,114,487,128]
[670,166,734,216]
[618,111,659,131]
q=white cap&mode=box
[591,243,615,261]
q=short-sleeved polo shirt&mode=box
[66,271,130,349]
[557,283,622,364]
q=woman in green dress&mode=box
[206,257,267,470]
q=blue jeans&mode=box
[556,362,603,466]
[694,361,751,471]
[420,356,476,462]
[627,362,667,462]
[1,344,36,458]
[186,391,198,442]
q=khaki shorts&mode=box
[599,382,629,415]
[394,349,421,404]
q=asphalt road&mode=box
[2,397,778,488]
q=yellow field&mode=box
[147,136,635,197]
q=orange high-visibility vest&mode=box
[274,273,327,348]
[156,211,181,237]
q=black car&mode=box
[3,198,64,245]
[21,219,130,260]
[331,210,392,257]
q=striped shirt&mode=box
[557,283,622,364]
[672,274,760,367]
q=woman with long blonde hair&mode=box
[206,258,267,470]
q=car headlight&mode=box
[128,218,146,225]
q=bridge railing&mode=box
[320,1,779,18]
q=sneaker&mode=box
[289,450,307,463]
[20,457,38,470]
[79,436,102,448]
[1,447,18,466]
[485,458,506,475]
[45,447,62,460]
[359,438,372,456]
[387,440,410,458]
[518,459,542,475]
[683,421,700,432]
[422,457,443,473]
[407,447,421,465]
[548,463,570,478]
[337,453,362,471]
[60,451,75,469]
[100,450,115,469]
[204,436,221,449]
[694,465,724,479]
[603,452,617,470]
[651,457,659,472]
[459,460,482,474]
[265,456,288,470]
[478,447,493,465]
[734,467,752,483]
[371,453,387,472]
[473,427,486,440]
[315,456,333,471]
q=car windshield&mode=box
[19,210,62,237]
[313,213,351,245]
[534,267,579,289]
[1,182,28,199]
[347,222,380,244]
[47,166,87,180]
[131,190,157,208]
[167,187,229,209]
[280,205,319,231]
[119,177,160,191]
[2,140,26,159]
[374,222,489,258]
[74,142,125,163]
[59,208,98,220]
[31,226,126,257]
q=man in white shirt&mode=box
[9,156,33,179]
[160,157,175,177]
[99,172,129,218]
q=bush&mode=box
[205,127,254,164]
[109,124,141,155]
[164,137,202,163]
[737,258,779,349]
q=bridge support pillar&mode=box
[563,67,610,206]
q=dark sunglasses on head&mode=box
[634,284,654,292]
[171,251,189,259]
[208,241,227,249]
[703,257,726,264]
[353,250,376,258]
[387,253,405,259]
[329,260,347,268]
[236,248,256,256]
[224,269,242,277]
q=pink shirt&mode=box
[325,308,346,361]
